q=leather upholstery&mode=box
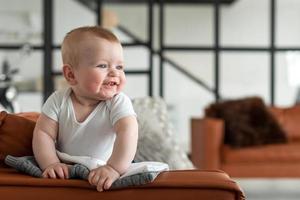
[0,161,245,200]
[0,111,39,166]
[191,105,300,177]
[270,105,300,142]
[191,118,224,169]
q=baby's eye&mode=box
[116,65,124,70]
[97,64,108,68]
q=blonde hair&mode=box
[61,26,120,67]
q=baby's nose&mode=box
[108,68,118,76]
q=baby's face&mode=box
[71,37,126,101]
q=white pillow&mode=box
[132,97,195,170]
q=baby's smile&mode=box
[105,81,117,86]
[102,81,119,90]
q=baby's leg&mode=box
[69,164,90,180]
[4,155,43,177]
[5,155,94,181]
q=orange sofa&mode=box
[191,104,300,178]
[0,168,244,200]
[0,111,245,200]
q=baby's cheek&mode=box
[117,83,125,92]
[86,81,101,92]
[118,78,126,91]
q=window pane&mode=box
[220,0,269,47]
[165,51,214,88]
[53,49,62,73]
[54,0,96,45]
[0,50,42,91]
[0,0,42,45]
[220,52,270,103]
[124,76,148,98]
[165,5,214,46]
[0,50,43,112]
[106,4,147,42]
[164,63,215,153]
[124,47,149,70]
[276,0,300,47]
[275,52,299,106]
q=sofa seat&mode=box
[222,163,300,178]
[222,142,300,163]
[221,142,300,177]
[0,168,245,200]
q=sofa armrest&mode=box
[191,118,224,169]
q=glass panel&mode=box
[0,0,42,45]
[123,47,149,70]
[165,63,215,153]
[54,0,96,45]
[220,0,269,47]
[165,51,214,88]
[275,52,299,106]
[124,76,148,98]
[220,52,270,103]
[0,50,43,112]
[0,50,42,92]
[17,92,42,112]
[53,49,63,73]
[164,51,215,151]
[105,4,147,42]
[276,0,300,47]
[165,5,214,46]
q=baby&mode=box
[32,26,138,192]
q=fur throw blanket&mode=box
[205,97,287,148]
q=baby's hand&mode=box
[42,162,70,179]
[88,165,120,192]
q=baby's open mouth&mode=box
[105,81,118,86]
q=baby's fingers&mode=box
[42,171,49,178]
[103,178,114,190]
[62,165,69,179]
[54,167,65,179]
[43,168,56,179]
[97,177,107,192]
[88,171,96,185]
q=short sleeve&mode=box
[41,91,63,122]
[108,93,136,126]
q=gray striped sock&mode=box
[4,155,91,179]
[69,164,90,180]
[5,155,43,177]
[4,155,159,189]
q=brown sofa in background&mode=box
[191,104,300,178]
[0,111,245,200]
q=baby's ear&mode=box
[63,64,77,85]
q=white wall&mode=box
[1,0,300,153]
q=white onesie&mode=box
[42,87,136,163]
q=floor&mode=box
[235,179,300,200]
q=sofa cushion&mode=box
[0,111,39,167]
[269,105,300,142]
[205,97,287,148]
[222,142,300,164]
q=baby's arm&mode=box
[32,113,69,179]
[108,116,138,173]
[88,116,138,191]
